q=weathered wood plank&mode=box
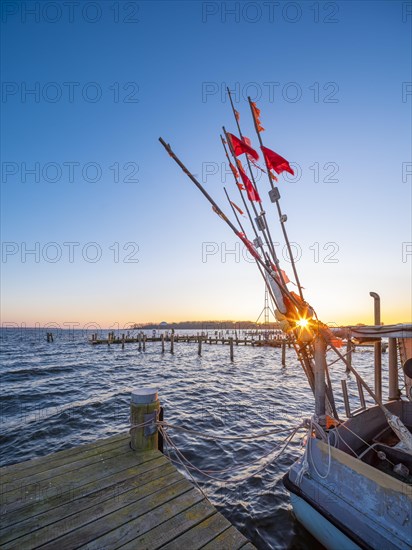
[1,440,138,494]
[161,509,231,549]
[76,487,204,550]
[1,452,165,522]
[1,449,163,515]
[0,434,127,477]
[39,479,196,550]
[0,459,176,545]
[120,499,216,549]
[3,470,186,550]
[1,439,132,488]
[202,525,250,549]
[0,433,256,550]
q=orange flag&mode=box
[230,201,244,216]
[251,101,264,132]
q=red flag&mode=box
[236,231,260,260]
[251,101,264,132]
[230,201,244,216]
[261,145,294,176]
[238,163,261,202]
[243,137,264,167]
[228,133,259,161]
[237,182,245,191]
[234,109,240,122]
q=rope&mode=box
[160,428,212,503]
[307,418,332,479]
[157,420,299,441]
[159,424,302,485]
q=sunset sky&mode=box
[1,1,411,328]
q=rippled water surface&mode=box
[1,328,390,549]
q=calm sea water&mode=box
[0,327,389,549]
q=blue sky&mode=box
[1,0,411,327]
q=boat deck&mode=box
[0,434,255,549]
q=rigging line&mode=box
[337,422,396,466]
[326,348,353,368]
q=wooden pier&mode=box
[90,332,290,349]
[0,391,256,550]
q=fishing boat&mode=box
[160,91,412,549]
[284,323,412,550]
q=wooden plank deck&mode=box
[0,434,256,549]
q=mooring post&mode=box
[198,337,202,356]
[281,342,286,367]
[161,334,165,353]
[388,338,399,400]
[229,337,234,361]
[170,333,174,354]
[122,333,125,350]
[370,291,382,402]
[130,388,160,452]
[143,335,146,352]
[138,332,142,351]
[314,336,327,425]
[346,337,352,373]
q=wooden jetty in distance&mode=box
[89,332,291,349]
[0,390,255,550]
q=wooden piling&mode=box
[161,333,165,353]
[346,338,352,373]
[388,338,399,400]
[198,337,202,356]
[138,332,142,351]
[170,334,174,354]
[229,337,234,361]
[143,335,146,352]
[121,333,125,350]
[130,388,160,452]
[281,342,286,366]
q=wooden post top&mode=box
[131,388,159,404]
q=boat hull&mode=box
[284,473,365,550]
[284,403,412,550]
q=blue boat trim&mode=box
[283,472,372,550]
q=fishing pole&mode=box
[223,124,304,316]
[220,135,261,246]
[223,186,281,311]
[223,126,280,270]
[158,137,306,317]
[247,96,304,299]
[226,88,280,269]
